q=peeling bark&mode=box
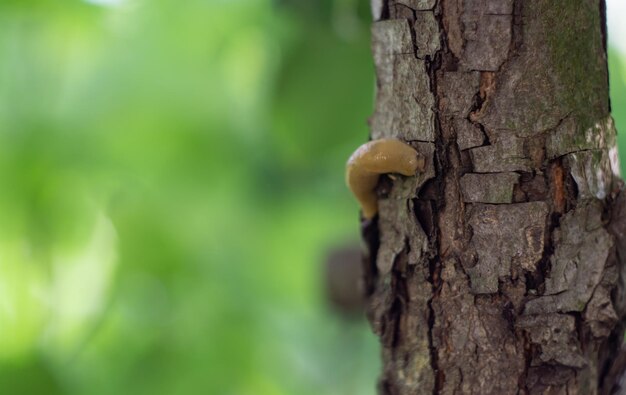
[362,0,626,393]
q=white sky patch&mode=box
[607,0,626,56]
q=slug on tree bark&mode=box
[346,139,425,219]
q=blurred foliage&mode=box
[610,49,626,175]
[0,0,623,394]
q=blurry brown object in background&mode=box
[324,244,366,317]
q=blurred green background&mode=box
[0,1,624,394]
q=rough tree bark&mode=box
[362,0,626,393]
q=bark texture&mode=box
[363,0,626,393]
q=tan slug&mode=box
[346,139,425,219]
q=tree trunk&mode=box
[363,0,626,393]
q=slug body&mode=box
[346,139,425,219]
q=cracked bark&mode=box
[362,0,626,394]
